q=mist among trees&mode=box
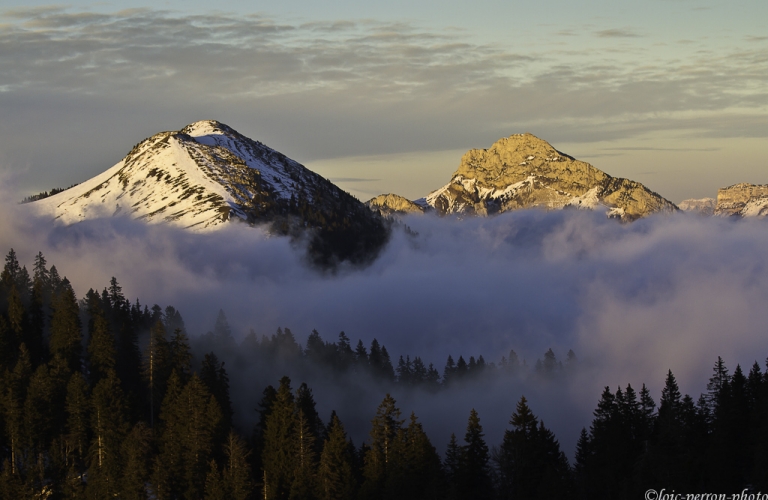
[0,249,767,498]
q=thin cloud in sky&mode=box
[0,6,766,200]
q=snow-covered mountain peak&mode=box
[31,121,368,230]
[30,120,390,264]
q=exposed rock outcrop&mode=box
[416,133,677,221]
[366,194,425,216]
[714,183,768,217]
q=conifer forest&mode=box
[0,248,767,499]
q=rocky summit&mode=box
[366,194,425,216]
[370,133,678,221]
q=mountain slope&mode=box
[369,133,677,221]
[32,120,389,265]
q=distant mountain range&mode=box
[679,184,768,217]
[29,122,767,258]
[365,133,768,221]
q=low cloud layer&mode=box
[2,191,768,454]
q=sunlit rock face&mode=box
[371,133,678,221]
[366,194,425,216]
[715,183,768,218]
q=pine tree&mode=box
[151,370,185,499]
[317,412,355,500]
[262,376,297,500]
[443,355,456,385]
[444,433,461,500]
[223,431,254,500]
[144,318,171,428]
[335,332,354,372]
[455,356,467,379]
[86,289,117,386]
[170,327,192,383]
[120,421,153,500]
[707,356,730,414]
[6,285,26,351]
[1,249,22,289]
[3,344,32,477]
[64,371,89,492]
[354,340,368,371]
[295,383,324,452]
[181,375,224,500]
[201,352,234,433]
[87,373,129,499]
[456,409,493,500]
[108,277,125,309]
[360,394,403,500]
[253,384,278,493]
[645,370,685,490]
[23,363,63,489]
[49,281,82,373]
[290,409,317,500]
[384,412,444,500]
[204,460,228,500]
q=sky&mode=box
[0,0,766,203]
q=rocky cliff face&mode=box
[405,133,677,221]
[714,183,768,217]
[366,194,425,216]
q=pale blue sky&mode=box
[1,0,766,202]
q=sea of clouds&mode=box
[2,195,767,455]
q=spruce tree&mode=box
[201,352,234,433]
[170,328,193,383]
[204,460,228,500]
[120,421,153,500]
[151,370,185,499]
[64,371,89,492]
[86,289,117,386]
[444,433,461,500]
[360,394,402,500]
[144,319,171,428]
[456,409,492,500]
[181,375,223,500]
[223,431,254,500]
[317,412,355,500]
[384,412,444,500]
[87,372,129,499]
[262,376,297,500]
[289,409,317,500]
[49,281,81,373]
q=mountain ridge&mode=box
[31,120,389,266]
[369,133,678,221]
